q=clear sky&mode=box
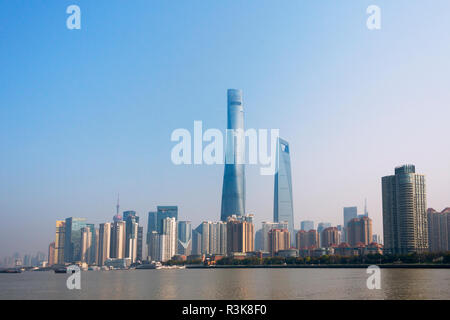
[1,1,450,257]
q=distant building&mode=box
[321,227,340,248]
[162,217,177,261]
[300,221,314,231]
[64,217,87,263]
[268,228,290,256]
[382,164,428,254]
[137,226,143,261]
[191,226,202,255]
[372,234,381,244]
[347,217,373,246]
[260,221,288,252]
[296,229,319,249]
[110,221,126,259]
[343,207,358,228]
[221,89,246,221]
[317,222,331,247]
[124,211,139,260]
[427,208,450,252]
[226,214,254,254]
[157,206,178,233]
[80,226,92,264]
[98,223,111,266]
[177,221,192,256]
[274,138,295,246]
[54,220,65,265]
[48,242,55,267]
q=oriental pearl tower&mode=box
[113,193,122,222]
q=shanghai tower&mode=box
[221,89,246,221]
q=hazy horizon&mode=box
[1,1,450,257]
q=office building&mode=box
[382,164,428,254]
[64,217,87,263]
[124,212,139,260]
[98,223,111,266]
[344,207,358,228]
[221,89,246,221]
[157,206,178,233]
[177,221,192,256]
[137,226,143,261]
[274,137,295,245]
[48,242,55,266]
[80,226,92,263]
[54,220,65,265]
[300,220,314,231]
[110,221,126,259]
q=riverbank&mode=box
[186,264,450,269]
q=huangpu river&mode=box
[0,268,449,299]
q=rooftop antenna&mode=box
[116,193,120,215]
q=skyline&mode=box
[1,1,450,256]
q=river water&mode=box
[0,268,449,299]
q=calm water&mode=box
[0,268,449,299]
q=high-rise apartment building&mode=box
[274,137,295,245]
[226,215,254,254]
[260,221,288,252]
[321,227,340,247]
[268,229,290,256]
[427,208,450,252]
[382,164,428,254]
[296,229,319,249]
[347,217,373,246]
[162,217,177,261]
[221,89,246,221]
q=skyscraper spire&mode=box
[364,198,368,216]
[116,193,120,215]
[113,193,122,222]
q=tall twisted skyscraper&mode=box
[273,137,295,245]
[221,89,246,221]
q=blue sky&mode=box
[1,1,450,256]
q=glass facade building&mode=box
[221,89,246,221]
[64,217,87,263]
[382,164,428,254]
[273,137,295,245]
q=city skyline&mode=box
[2,1,450,257]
